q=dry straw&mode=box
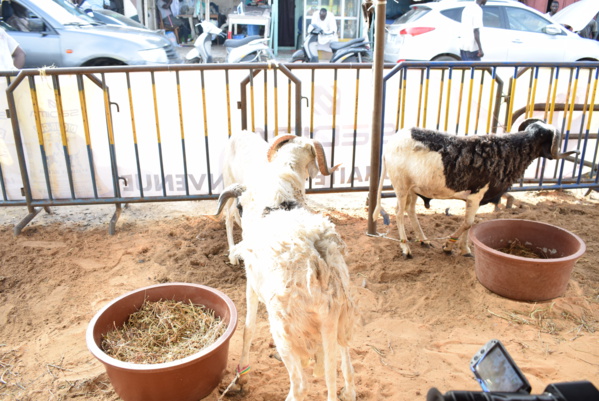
[498,238,547,259]
[101,299,227,364]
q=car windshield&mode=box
[96,10,146,29]
[43,0,98,25]
[505,7,549,33]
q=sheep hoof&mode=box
[270,351,282,362]
[219,381,243,396]
[442,248,452,255]
[339,387,357,401]
[402,252,413,259]
[462,252,474,258]
[420,241,431,248]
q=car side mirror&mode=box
[544,24,562,35]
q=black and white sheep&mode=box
[221,131,338,264]
[372,118,579,258]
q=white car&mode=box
[384,0,599,62]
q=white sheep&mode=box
[373,119,580,258]
[216,183,357,401]
[221,131,338,265]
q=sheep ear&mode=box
[267,134,297,162]
[517,118,544,132]
[308,162,319,178]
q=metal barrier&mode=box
[0,63,377,234]
[378,61,599,197]
[0,61,598,235]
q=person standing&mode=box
[460,0,487,61]
[0,28,25,69]
[545,1,559,18]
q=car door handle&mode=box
[512,39,523,44]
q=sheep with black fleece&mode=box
[373,118,579,258]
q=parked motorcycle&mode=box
[185,20,274,63]
[291,24,372,63]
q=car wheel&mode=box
[87,58,127,67]
[432,55,459,62]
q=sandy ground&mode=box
[0,189,598,401]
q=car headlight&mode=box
[137,48,168,64]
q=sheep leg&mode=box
[339,346,356,401]
[504,193,514,209]
[236,287,259,391]
[406,192,430,248]
[493,193,514,212]
[442,198,481,256]
[321,320,339,401]
[225,200,240,265]
[395,193,412,258]
[281,355,307,401]
[269,319,307,401]
[313,345,324,377]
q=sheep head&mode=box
[266,135,341,177]
[518,118,580,160]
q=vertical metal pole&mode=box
[225,69,232,136]
[350,69,360,188]
[176,71,190,196]
[330,69,338,189]
[367,0,386,235]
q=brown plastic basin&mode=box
[86,283,238,401]
[469,219,586,302]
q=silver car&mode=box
[1,0,181,68]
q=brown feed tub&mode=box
[469,219,586,302]
[86,282,238,401]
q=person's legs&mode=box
[460,50,481,61]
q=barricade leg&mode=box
[109,203,123,235]
[14,206,51,236]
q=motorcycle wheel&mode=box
[262,49,276,62]
[239,53,260,62]
[291,49,307,63]
[342,53,373,63]
[237,50,275,63]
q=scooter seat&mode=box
[224,35,264,48]
[330,38,365,52]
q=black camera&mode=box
[427,339,599,401]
